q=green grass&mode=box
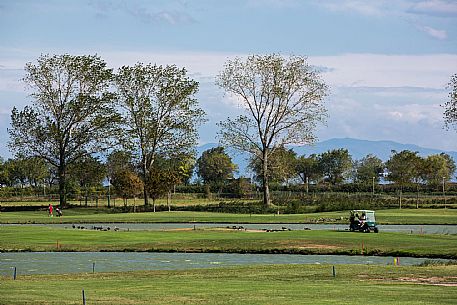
[375,209,457,224]
[1,208,457,224]
[1,264,456,304]
[1,226,456,258]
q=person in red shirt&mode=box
[48,203,53,217]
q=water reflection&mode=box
[0,252,447,276]
[2,223,455,234]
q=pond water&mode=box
[0,252,445,276]
[2,223,456,234]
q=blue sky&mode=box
[1,0,457,158]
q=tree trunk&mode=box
[107,178,111,208]
[306,176,309,195]
[167,191,171,212]
[84,185,88,207]
[142,156,149,206]
[58,163,67,208]
[262,151,271,207]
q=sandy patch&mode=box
[397,276,457,287]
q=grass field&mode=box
[0,264,456,304]
[1,226,456,258]
[1,208,457,224]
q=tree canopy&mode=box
[8,54,119,206]
[114,63,205,206]
[422,153,455,187]
[146,153,193,209]
[354,154,384,184]
[318,149,353,185]
[196,147,237,188]
[216,54,328,206]
[385,150,422,208]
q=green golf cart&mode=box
[349,210,379,233]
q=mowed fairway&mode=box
[1,208,457,224]
[1,226,456,258]
[0,264,456,305]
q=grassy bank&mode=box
[1,208,457,224]
[1,226,456,258]
[0,264,456,304]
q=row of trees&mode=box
[196,146,455,189]
[8,53,456,208]
[2,145,454,197]
[8,54,329,207]
[9,55,205,207]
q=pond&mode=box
[0,252,447,276]
[2,223,456,234]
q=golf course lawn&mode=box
[0,264,456,304]
[1,208,457,224]
[1,226,456,258]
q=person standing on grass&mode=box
[48,203,53,217]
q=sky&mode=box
[1,0,457,158]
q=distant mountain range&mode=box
[197,138,457,177]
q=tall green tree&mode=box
[318,149,352,185]
[5,158,29,187]
[216,54,328,206]
[114,63,205,206]
[67,155,106,206]
[146,154,191,210]
[111,169,143,207]
[196,147,237,190]
[385,150,422,208]
[440,153,456,179]
[295,154,321,192]
[422,154,455,187]
[8,54,118,206]
[354,154,384,184]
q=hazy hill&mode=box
[197,138,457,178]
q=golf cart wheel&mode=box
[374,227,379,233]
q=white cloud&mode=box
[0,68,24,92]
[416,24,448,40]
[409,0,457,18]
[88,0,196,25]
[315,0,457,18]
[385,103,443,125]
[2,49,456,94]
[318,0,388,17]
[90,51,457,90]
[247,0,298,8]
[318,88,455,150]
[308,53,457,89]
[314,0,456,40]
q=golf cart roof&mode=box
[352,210,375,213]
